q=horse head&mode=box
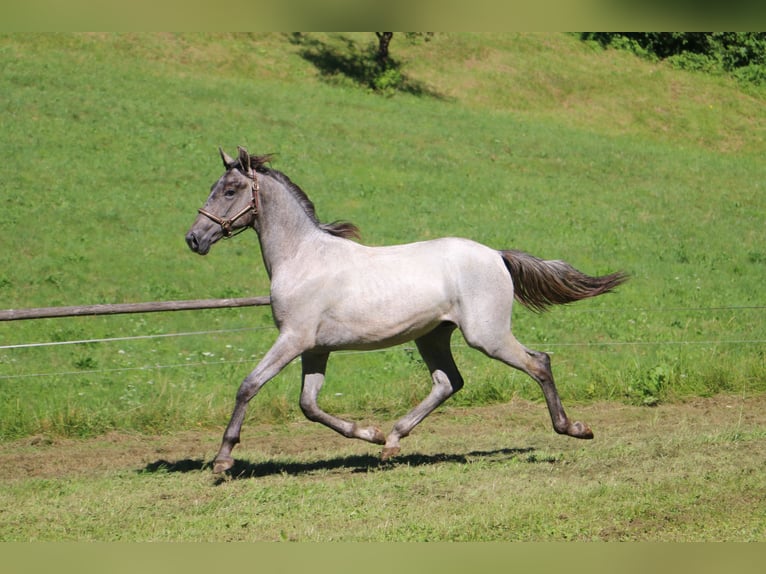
[185,146,260,255]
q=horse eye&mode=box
[223,189,236,198]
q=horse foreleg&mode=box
[299,351,386,444]
[213,334,302,474]
[382,323,464,460]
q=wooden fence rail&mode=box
[0,296,271,322]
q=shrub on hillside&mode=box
[581,32,766,86]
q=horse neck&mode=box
[255,178,323,277]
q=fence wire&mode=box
[1,305,763,382]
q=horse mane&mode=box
[240,153,361,241]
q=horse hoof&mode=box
[569,421,594,439]
[381,446,400,461]
[213,457,234,474]
[352,424,386,444]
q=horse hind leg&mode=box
[382,323,464,460]
[468,331,593,440]
[525,346,593,439]
[299,351,386,445]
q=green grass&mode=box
[1,395,765,541]
[1,32,765,441]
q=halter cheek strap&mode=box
[198,169,260,238]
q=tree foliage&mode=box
[581,32,766,86]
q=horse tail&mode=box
[500,249,628,313]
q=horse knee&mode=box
[235,381,258,404]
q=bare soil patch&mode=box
[2,394,763,481]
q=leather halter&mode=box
[197,168,260,238]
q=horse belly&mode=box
[315,279,454,351]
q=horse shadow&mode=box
[142,446,549,484]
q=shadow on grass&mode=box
[142,446,550,484]
[288,32,446,99]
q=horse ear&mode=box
[237,146,251,173]
[219,147,235,168]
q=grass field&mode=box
[1,394,764,541]
[0,32,765,541]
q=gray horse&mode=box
[186,147,627,474]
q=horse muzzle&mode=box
[185,229,213,255]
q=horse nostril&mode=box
[186,232,199,252]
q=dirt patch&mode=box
[1,394,763,481]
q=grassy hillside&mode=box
[0,33,764,439]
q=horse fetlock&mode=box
[370,427,386,444]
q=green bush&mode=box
[372,66,404,94]
[627,364,671,407]
[581,32,766,86]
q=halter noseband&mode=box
[197,168,260,238]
